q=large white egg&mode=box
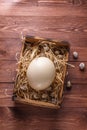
[26,57,56,91]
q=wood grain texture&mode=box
[0,83,87,108]
[0,39,87,61]
[0,3,87,16]
[38,0,87,6]
[0,107,87,130]
[0,0,87,130]
[0,60,87,84]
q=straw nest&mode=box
[14,40,68,105]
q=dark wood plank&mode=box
[0,61,16,83]
[38,0,72,6]
[0,4,87,16]
[0,0,87,9]
[0,107,87,130]
[0,95,87,108]
[0,60,87,84]
[0,38,87,61]
[0,0,38,5]
[0,83,87,107]
[0,15,87,47]
[0,32,87,47]
[1,83,87,97]
[0,39,21,60]
[0,0,87,6]
[38,0,87,6]
[0,16,87,34]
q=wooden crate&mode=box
[13,36,69,109]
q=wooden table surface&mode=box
[0,0,87,130]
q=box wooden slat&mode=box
[13,36,69,109]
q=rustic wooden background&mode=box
[0,0,87,130]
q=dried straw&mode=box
[14,40,70,105]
